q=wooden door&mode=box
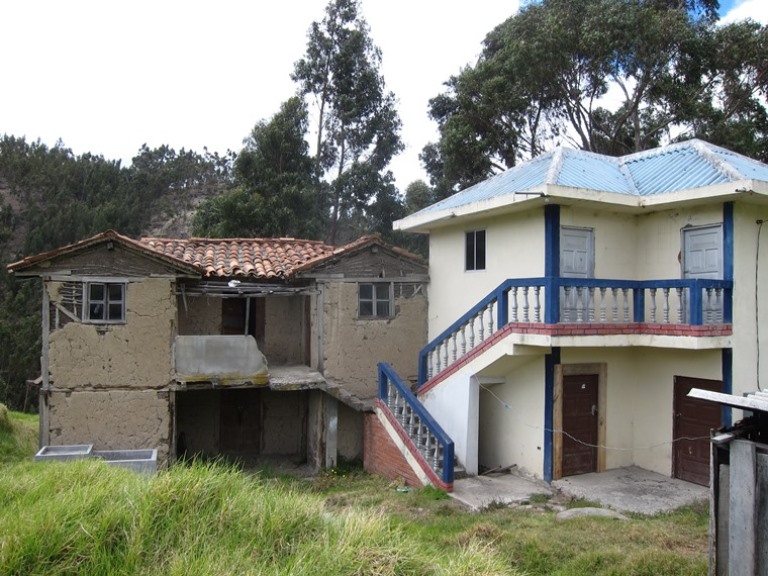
[562,373,599,476]
[673,376,722,486]
[219,389,262,455]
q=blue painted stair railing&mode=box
[377,362,454,487]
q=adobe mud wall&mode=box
[263,296,305,365]
[48,278,175,389]
[322,282,427,394]
[46,389,171,464]
[177,295,221,335]
[338,402,363,461]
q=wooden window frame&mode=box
[358,282,392,319]
[84,281,126,324]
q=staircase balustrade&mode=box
[378,362,454,487]
[418,277,733,387]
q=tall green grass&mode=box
[0,460,516,576]
[0,404,37,463]
[0,408,707,576]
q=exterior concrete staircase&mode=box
[376,363,455,490]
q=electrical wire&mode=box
[480,383,713,452]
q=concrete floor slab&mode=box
[450,470,554,511]
[552,466,708,515]
[451,466,708,515]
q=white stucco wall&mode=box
[419,367,479,475]
[560,207,638,279]
[428,210,545,339]
[731,203,768,396]
[477,356,545,477]
[560,347,721,476]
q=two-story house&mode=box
[8,232,428,469]
[370,139,768,490]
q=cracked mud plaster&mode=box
[322,283,427,388]
[48,389,170,464]
[48,279,175,389]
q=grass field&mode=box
[0,407,709,576]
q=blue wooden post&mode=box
[689,280,703,325]
[723,202,734,323]
[497,285,509,327]
[378,363,388,400]
[722,349,732,427]
[544,204,560,324]
[544,277,560,323]
[544,347,560,482]
[417,352,428,388]
[633,287,645,323]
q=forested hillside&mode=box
[0,136,235,410]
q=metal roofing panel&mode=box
[556,150,630,193]
[415,152,552,215]
[623,146,730,195]
[710,147,768,182]
[404,140,768,222]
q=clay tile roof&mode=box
[139,237,336,280]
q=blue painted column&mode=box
[722,202,734,426]
[544,346,560,482]
[722,349,732,427]
[723,202,734,323]
[544,204,560,324]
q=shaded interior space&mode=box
[175,388,309,465]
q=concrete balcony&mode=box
[174,335,269,385]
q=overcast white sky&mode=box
[0,0,766,191]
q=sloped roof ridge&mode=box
[619,138,744,178]
[140,236,332,246]
[544,147,565,185]
[7,229,203,274]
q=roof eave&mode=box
[394,180,768,234]
[7,230,203,277]
[394,189,550,233]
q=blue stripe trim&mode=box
[544,347,560,482]
[545,204,560,277]
[545,205,560,323]
[723,202,734,323]
[722,349,732,427]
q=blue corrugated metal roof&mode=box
[412,140,768,218]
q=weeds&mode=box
[0,412,708,575]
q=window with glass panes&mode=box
[465,229,486,271]
[358,283,391,318]
[86,282,125,323]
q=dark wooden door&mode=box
[673,376,722,486]
[219,389,262,454]
[562,373,599,477]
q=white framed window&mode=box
[465,229,486,271]
[85,282,126,323]
[358,283,392,318]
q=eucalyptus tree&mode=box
[424,0,767,193]
[193,97,320,238]
[292,0,403,244]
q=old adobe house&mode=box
[8,231,428,469]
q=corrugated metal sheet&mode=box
[556,149,628,193]
[408,140,768,220]
[624,146,731,195]
[417,152,552,215]
[710,146,768,182]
